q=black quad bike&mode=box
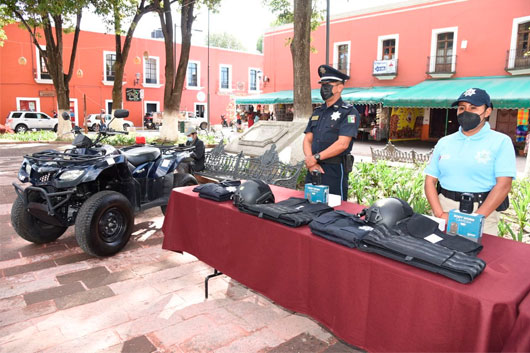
[11,110,198,257]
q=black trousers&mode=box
[305,163,348,201]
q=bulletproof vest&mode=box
[309,210,374,248]
[238,197,333,227]
[359,225,486,284]
[395,213,483,256]
[193,181,240,202]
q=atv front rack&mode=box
[25,150,106,166]
[13,183,75,216]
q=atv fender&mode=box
[173,173,198,187]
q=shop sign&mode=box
[39,90,56,97]
[126,88,142,101]
[373,59,397,75]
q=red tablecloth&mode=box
[162,185,530,352]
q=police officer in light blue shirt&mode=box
[303,65,360,200]
[424,88,516,235]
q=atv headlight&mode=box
[59,169,85,181]
[25,163,32,175]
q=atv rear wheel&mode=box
[161,174,198,215]
[11,196,68,243]
[75,191,134,257]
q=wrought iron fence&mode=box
[505,48,530,70]
[426,55,456,74]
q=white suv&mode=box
[6,111,58,133]
[86,114,134,131]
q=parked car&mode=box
[6,111,58,133]
[180,111,208,130]
[86,113,134,131]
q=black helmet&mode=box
[233,179,275,207]
[362,197,413,228]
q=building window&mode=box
[105,52,116,81]
[429,27,457,75]
[249,68,260,91]
[187,61,198,87]
[435,32,454,72]
[144,57,158,84]
[382,39,395,60]
[220,65,231,90]
[39,53,51,80]
[333,41,350,75]
[515,21,530,68]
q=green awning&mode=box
[382,76,530,109]
[342,86,408,104]
[235,87,360,105]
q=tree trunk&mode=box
[157,0,196,141]
[290,0,313,121]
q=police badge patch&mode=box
[347,115,356,123]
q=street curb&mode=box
[0,140,68,145]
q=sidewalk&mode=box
[0,143,362,353]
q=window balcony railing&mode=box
[426,55,456,77]
[373,59,398,80]
[505,48,530,73]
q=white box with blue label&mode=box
[447,209,485,243]
[304,183,329,204]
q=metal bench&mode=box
[370,142,433,164]
[196,142,304,189]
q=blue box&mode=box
[304,183,329,204]
[447,209,485,243]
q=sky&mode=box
[81,0,407,53]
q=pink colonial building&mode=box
[258,0,530,149]
[0,23,264,127]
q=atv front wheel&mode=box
[11,196,68,243]
[75,191,134,257]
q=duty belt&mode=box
[439,187,488,204]
[320,155,343,165]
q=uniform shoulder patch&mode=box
[342,104,352,109]
[311,115,319,121]
[347,115,356,124]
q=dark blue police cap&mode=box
[318,64,349,83]
[451,88,493,108]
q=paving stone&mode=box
[0,246,20,261]
[265,314,334,344]
[122,335,157,353]
[19,243,68,257]
[139,236,164,247]
[0,295,26,312]
[0,300,56,328]
[3,259,57,277]
[322,340,365,353]
[130,257,182,276]
[54,285,115,310]
[267,332,329,353]
[0,276,57,300]
[0,319,38,346]
[53,252,93,266]
[178,322,248,353]
[55,266,110,284]
[82,269,136,289]
[214,327,285,353]
[114,307,183,341]
[0,327,66,353]
[152,314,217,348]
[23,281,85,305]
[39,327,121,353]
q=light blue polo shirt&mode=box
[424,122,516,193]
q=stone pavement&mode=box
[0,143,363,353]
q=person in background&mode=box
[52,111,57,119]
[184,127,205,172]
[99,109,107,131]
[247,106,255,128]
[303,64,360,201]
[424,88,516,235]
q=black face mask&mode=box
[457,110,486,132]
[320,84,334,101]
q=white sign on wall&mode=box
[373,59,397,75]
[197,91,206,102]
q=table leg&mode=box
[204,269,223,299]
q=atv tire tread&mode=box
[75,191,134,257]
[11,196,67,244]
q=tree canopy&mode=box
[207,31,245,51]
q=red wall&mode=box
[263,0,530,92]
[0,24,263,126]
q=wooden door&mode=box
[495,109,517,142]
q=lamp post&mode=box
[326,0,330,66]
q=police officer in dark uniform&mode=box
[303,65,360,201]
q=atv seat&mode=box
[121,146,161,166]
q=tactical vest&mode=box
[193,181,239,202]
[238,197,333,227]
[309,210,373,248]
